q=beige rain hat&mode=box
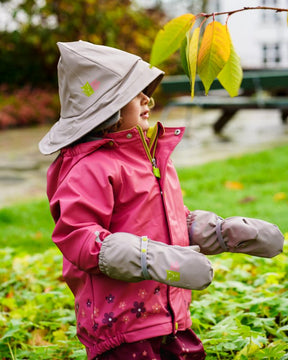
[39,40,164,155]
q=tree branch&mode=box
[197,6,288,19]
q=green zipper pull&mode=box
[152,158,161,178]
[137,125,161,179]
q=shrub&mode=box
[0,85,59,129]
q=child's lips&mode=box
[140,110,150,119]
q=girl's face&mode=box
[118,92,151,132]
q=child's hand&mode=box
[188,210,284,258]
[99,232,213,290]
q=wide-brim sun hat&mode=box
[39,40,164,155]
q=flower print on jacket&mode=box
[152,303,161,313]
[154,286,160,295]
[131,301,146,319]
[105,294,115,304]
[93,307,99,318]
[121,315,130,324]
[138,288,147,299]
[102,312,117,328]
[92,322,99,332]
[118,301,127,310]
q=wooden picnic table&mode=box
[160,69,288,133]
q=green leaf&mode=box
[257,341,288,358]
[234,338,261,358]
[217,34,243,97]
[188,27,200,98]
[180,34,190,78]
[197,21,231,94]
[150,14,195,66]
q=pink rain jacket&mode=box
[47,123,192,359]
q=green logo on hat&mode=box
[81,82,95,97]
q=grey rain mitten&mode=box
[187,210,284,258]
[99,232,213,290]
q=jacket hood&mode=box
[39,40,164,155]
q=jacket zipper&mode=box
[137,125,179,332]
[137,125,161,178]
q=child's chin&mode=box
[139,119,150,131]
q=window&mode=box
[262,0,281,23]
[262,43,281,66]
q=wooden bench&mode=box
[160,70,288,134]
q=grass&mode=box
[0,199,54,254]
[178,144,288,233]
[0,144,288,359]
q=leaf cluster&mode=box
[0,248,86,359]
[150,13,242,98]
[191,243,288,359]
[150,7,288,98]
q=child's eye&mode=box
[148,97,155,109]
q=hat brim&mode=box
[39,60,164,155]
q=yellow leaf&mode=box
[53,329,68,342]
[235,341,261,359]
[150,14,195,66]
[225,181,244,190]
[197,21,231,94]
[273,192,287,201]
[33,231,43,239]
[217,30,243,97]
[188,27,200,98]
[266,272,285,284]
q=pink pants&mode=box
[95,329,206,360]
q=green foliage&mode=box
[0,248,86,359]
[150,13,243,98]
[191,243,288,359]
[150,14,195,66]
[150,7,288,98]
[0,0,164,87]
[217,40,243,97]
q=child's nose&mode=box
[140,92,150,104]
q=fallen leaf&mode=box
[28,329,51,346]
[225,181,244,190]
[239,196,256,204]
[273,192,287,201]
[33,231,43,239]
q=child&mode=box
[39,41,284,360]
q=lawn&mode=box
[0,144,288,359]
